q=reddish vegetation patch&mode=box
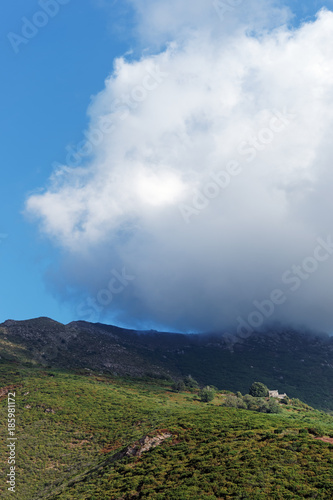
[100,440,123,454]
[154,428,170,435]
[0,385,18,399]
[314,436,333,444]
[171,439,182,445]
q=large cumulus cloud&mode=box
[26,3,333,333]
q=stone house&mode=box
[269,390,287,399]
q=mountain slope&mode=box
[0,364,332,499]
[0,319,333,498]
[0,318,332,410]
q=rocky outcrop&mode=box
[124,432,172,457]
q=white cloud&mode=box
[27,6,333,332]
[126,0,292,47]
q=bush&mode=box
[249,382,269,398]
[199,386,215,403]
[257,399,270,413]
[280,397,290,405]
[223,395,247,409]
[183,375,199,390]
[267,399,282,414]
[172,380,185,392]
[243,394,257,410]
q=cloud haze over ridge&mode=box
[26,2,333,333]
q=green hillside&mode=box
[0,358,333,499]
[1,318,333,412]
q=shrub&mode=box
[223,395,247,409]
[199,386,215,403]
[172,380,185,392]
[243,394,257,410]
[257,399,270,413]
[249,382,269,398]
[183,375,199,390]
[280,397,290,405]
[267,399,282,414]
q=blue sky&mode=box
[1,0,333,331]
[0,0,131,323]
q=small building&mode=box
[269,390,287,400]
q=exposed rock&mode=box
[125,433,172,457]
[44,408,55,414]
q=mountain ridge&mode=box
[0,317,332,411]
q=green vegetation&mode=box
[0,321,333,498]
[172,380,185,392]
[172,376,199,393]
[199,385,216,402]
[249,381,269,398]
[0,358,332,499]
[1,319,333,412]
[146,331,333,412]
[183,375,199,390]
[223,394,282,414]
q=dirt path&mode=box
[314,436,333,444]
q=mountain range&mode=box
[1,317,332,411]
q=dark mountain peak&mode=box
[1,316,64,329]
